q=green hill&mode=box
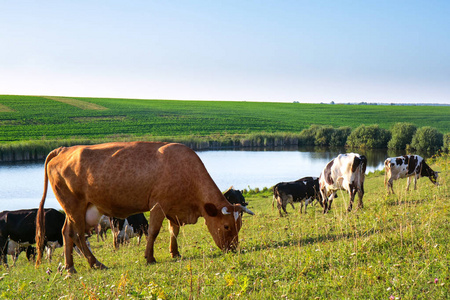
[0,95,448,142]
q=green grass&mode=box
[0,95,448,143]
[1,154,448,299]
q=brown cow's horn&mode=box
[242,206,255,215]
[224,186,234,193]
[221,207,231,215]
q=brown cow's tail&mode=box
[35,148,61,268]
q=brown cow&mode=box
[36,142,253,274]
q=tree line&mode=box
[298,123,448,153]
[0,122,448,162]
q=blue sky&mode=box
[1,1,449,103]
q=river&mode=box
[0,148,395,211]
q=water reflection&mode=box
[0,148,403,211]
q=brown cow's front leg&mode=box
[145,208,165,264]
[168,220,181,258]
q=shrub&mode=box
[298,125,321,146]
[299,125,348,147]
[346,124,391,148]
[330,126,351,147]
[314,126,334,147]
[388,122,417,150]
[443,133,450,153]
[410,127,443,152]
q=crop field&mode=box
[0,95,448,143]
[0,154,448,299]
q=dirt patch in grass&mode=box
[46,96,108,110]
[0,104,14,112]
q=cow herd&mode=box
[273,153,439,216]
[0,142,440,275]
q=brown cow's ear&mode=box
[204,203,218,217]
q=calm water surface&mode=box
[0,149,391,211]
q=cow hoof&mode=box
[146,257,157,264]
[93,261,108,270]
[171,253,181,259]
[66,266,77,275]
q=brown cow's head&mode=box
[203,203,254,251]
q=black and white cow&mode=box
[223,187,248,207]
[0,208,65,265]
[110,213,149,248]
[6,240,35,264]
[319,153,367,214]
[384,155,439,194]
[95,215,111,242]
[273,177,322,216]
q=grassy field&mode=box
[0,95,449,143]
[0,154,448,299]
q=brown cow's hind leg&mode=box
[62,219,76,274]
[145,207,165,264]
[168,220,181,258]
[68,212,107,271]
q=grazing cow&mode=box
[319,153,367,214]
[0,208,64,265]
[272,177,322,216]
[223,187,248,207]
[7,240,35,264]
[110,213,149,247]
[384,155,439,194]
[95,215,111,242]
[36,142,254,274]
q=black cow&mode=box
[110,213,149,248]
[223,187,248,206]
[273,177,322,216]
[0,208,65,265]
